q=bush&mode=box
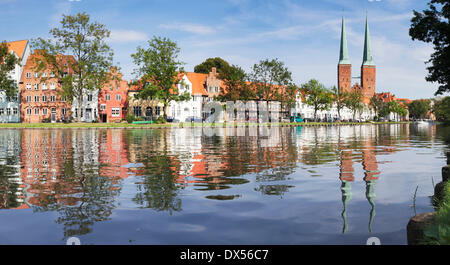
[126,114,135,123]
[42,118,51,123]
[135,116,144,121]
[155,116,166,124]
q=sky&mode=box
[0,0,445,100]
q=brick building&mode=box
[98,68,129,123]
[19,51,72,123]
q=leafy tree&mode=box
[217,64,254,102]
[301,79,333,121]
[194,57,231,74]
[408,99,431,119]
[276,84,299,118]
[249,58,294,120]
[369,95,383,120]
[384,101,407,121]
[0,41,21,98]
[331,86,347,121]
[32,12,115,122]
[433,96,450,123]
[409,0,450,95]
[131,36,191,120]
[345,90,364,121]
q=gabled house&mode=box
[98,68,129,123]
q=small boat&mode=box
[415,119,429,126]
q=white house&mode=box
[71,88,99,122]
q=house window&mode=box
[34,108,39,115]
[111,107,120,117]
[50,72,55,78]
[26,109,31,115]
[0,108,3,115]
[13,108,17,115]
[100,104,106,111]
[81,109,83,118]
[34,96,39,102]
[34,84,39,90]
[42,72,47,78]
[75,108,78,118]
[155,106,160,116]
[42,83,47,90]
[133,106,142,117]
[43,109,48,115]
[26,96,31,102]
[215,87,219,93]
[116,94,121,101]
[26,83,31,90]
[105,94,111,101]
[34,72,39,78]
[61,96,66,102]
[26,72,31,79]
[50,96,55,102]
[50,83,55,90]
[87,94,93,102]
[42,96,47,102]
[62,108,67,115]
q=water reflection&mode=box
[0,124,447,242]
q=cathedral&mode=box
[338,16,376,105]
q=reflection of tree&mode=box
[301,128,339,165]
[0,130,22,209]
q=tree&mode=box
[433,96,450,123]
[32,12,115,122]
[345,90,364,121]
[409,0,450,95]
[217,64,254,102]
[331,86,347,121]
[387,101,407,121]
[194,57,231,74]
[408,99,431,119]
[0,41,21,98]
[131,36,191,120]
[276,84,299,118]
[369,95,383,120]
[301,79,333,122]
[249,58,294,120]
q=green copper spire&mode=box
[339,16,351,65]
[362,15,375,66]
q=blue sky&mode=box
[0,0,444,99]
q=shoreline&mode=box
[0,121,413,129]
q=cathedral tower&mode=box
[338,16,352,94]
[361,16,376,101]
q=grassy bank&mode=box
[0,121,412,129]
[422,181,450,245]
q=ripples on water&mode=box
[0,124,448,244]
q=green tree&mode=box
[0,41,21,98]
[217,64,254,102]
[433,96,450,123]
[408,99,431,119]
[331,86,348,121]
[409,0,450,95]
[249,58,294,120]
[32,12,115,122]
[194,57,231,74]
[345,90,364,121]
[301,79,333,122]
[369,95,383,120]
[131,36,191,120]
[276,84,299,118]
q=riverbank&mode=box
[0,121,412,128]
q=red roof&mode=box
[6,40,28,59]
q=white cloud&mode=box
[109,30,148,43]
[159,23,216,35]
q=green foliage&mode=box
[126,114,135,123]
[344,90,364,120]
[217,64,254,102]
[422,181,450,245]
[0,41,21,98]
[194,57,231,74]
[369,95,383,119]
[409,0,450,95]
[32,12,115,122]
[301,79,333,121]
[131,36,190,119]
[249,58,294,102]
[433,96,450,123]
[331,86,348,120]
[408,99,431,119]
[155,116,166,124]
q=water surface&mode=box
[0,124,448,245]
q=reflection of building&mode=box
[98,129,130,181]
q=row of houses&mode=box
[2,40,410,124]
